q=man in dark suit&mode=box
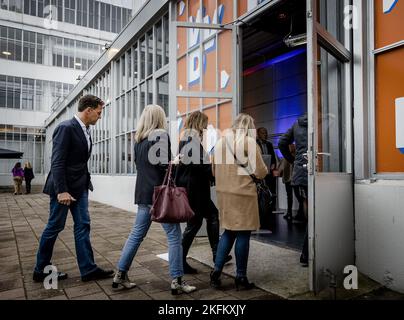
[256,127,277,229]
[33,95,113,282]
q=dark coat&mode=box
[23,168,34,181]
[278,114,308,187]
[134,130,171,205]
[256,139,277,170]
[43,117,93,200]
[175,135,214,217]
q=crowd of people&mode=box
[31,94,309,295]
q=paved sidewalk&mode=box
[0,192,281,300]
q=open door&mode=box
[171,0,240,139]
[306,0,354,293]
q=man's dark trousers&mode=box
[34,191,97,277]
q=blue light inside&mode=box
[244,47,307,76]
[244,47,308,158]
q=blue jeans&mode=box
[35,191,98,277]
[214,230,251,278]
[117,205,183,279]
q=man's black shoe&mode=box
[81,268,114,282]
[33,270,68,282]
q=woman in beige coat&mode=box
[210,114,268,290]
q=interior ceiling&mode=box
[242,0,306,70]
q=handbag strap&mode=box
[225,138,259,184]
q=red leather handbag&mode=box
[150,163,195,223]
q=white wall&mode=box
[355,180,404,293]
[89,174,137,213]
[2,108,50,128]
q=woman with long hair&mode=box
[112,104,196,295]
[176,111,231,274]
[23,162,35,194]
[210,114,268,290]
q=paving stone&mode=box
[0,288,25,300]
[72,292,110,300]
[64,283,102,299]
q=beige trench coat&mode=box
[212,133,268,231]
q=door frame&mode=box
[306,0,355,293]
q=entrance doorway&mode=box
[241,0,307,251]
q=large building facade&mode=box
[0,0,137,185]
[43,0,404,294]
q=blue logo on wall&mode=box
[384,0,399,14]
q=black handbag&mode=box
[225,140,272,227]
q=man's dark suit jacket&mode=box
[43,117,93,200]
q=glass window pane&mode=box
[157,74,169,115]
[140,37,145,80]
[147,29,153,76]
[156,21,163,70]
[317,47,346,173]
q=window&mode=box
[147,29,153,76]
[105,3,111,32]
[36,33,43,64]
[140,37,145,80]
[157,74,169,115]
[64,0,75,24]
[156,21,163,70]
[111,5,117,33]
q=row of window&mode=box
[0,124,45,174]
[115,14,170,95]
[1,0,132,33]
[0,74,74,111]
[0,25,101,71]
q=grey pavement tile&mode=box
[0,288,25,300]
[72,292,110,300]
[189,288,230,300]
[110,289,152,300]
[43,294,68,300]
[0,277,24,292]
[26,288,66,300]
[64,282,102,299]
[0,272,22,282]
[148,291,195,300]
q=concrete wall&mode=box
[355,180,404,293]
[2,108,50,128]
[88,174,137,213]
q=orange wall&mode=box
[375,0,404,173]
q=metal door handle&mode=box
[317,152,331,157]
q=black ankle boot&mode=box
[210,270,221,289]
[234,276,255,291]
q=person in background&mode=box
[112,104,197,295]
[278,114,309,267]
[176,111,232,275]
[277,144,296,220]
[11,162,24,195]
[210,114,268,290]
[256,127,277,228]
[23,162,35,194]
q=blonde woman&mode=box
[210,114,268,290]
[23,162,35,194]
[176,111,232,274]
[112,105,196,295]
